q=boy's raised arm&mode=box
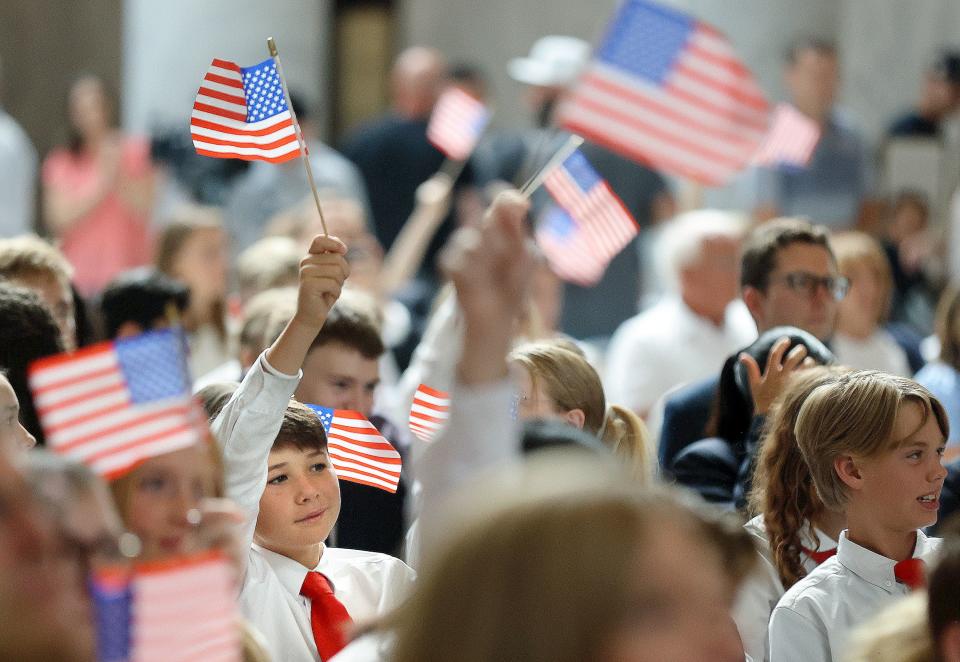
[211,235,349,576]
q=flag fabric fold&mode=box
[28,329,204,479]
[557,0,770,185]
[307,405,402,493]
[536,150,639,286]
[191,57,300,163]
[408,384,451,443]
[427,87,491,160]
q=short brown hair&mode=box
[740,218,832,292]
[0,235,73,285]
[794,371,948,511]
[273,400,328,454]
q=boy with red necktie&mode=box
[212,235,414,661]
[769,370,948,661]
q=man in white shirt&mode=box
[605,210,755,418]
[0,57,38,237]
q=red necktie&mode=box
[300,571,354,660]
[894,558,927,591]
[801,546,837,565]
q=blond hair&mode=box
[510,340,653,481]
[236,236,300,302]
[390,454,753,662]
[795,371,948,511]
[831,231,894,325]
[0,235,74,285]
[843,592,933,662]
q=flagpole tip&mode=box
[267,37,278,57]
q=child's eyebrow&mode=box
[267,461,287,471]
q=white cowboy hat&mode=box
[507,35,591,87]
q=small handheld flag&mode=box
[92,552,241,662]
[557,0,770,185]
[408,384,450,443]
[28,329,204,479]
[191,58,299,164]
[307,406,402,493]
[536,150,638,286]
[751,103,821,168]
[427,87,491,161]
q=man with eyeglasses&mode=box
[657,218,842,471]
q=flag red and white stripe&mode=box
[427,87,491,160]
[132,552,240,662]
[191,58,299,163]
[313,407,403,493]
[408,384,450,442]
[751,103,821,167]
[28,331,203,479]
[557,0,770,185]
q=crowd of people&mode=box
[2,26,960,662]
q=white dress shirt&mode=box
[213,353,415,662]
[0,109,37,237]
[733,516,837,662]
[768,529,941,662]
[604,297,756,415]
[831,330,911,377]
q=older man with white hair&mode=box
[604,210,756,417]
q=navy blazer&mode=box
[658,375,718,471]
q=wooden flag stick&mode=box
[518,134,584,198]
[267,36,328,236]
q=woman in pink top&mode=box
[42,75,154,296]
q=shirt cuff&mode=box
[259,351,302,381]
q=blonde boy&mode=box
[769,370,948,661]
[212,235,414,661]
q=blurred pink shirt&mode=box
[42,137,153,296]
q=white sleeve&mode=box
[210,352,300,572]
[412,378,520,560]
[732,559,784,662]
[768,604,831,662]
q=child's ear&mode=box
[834,454,864,490]
[563,408,586,430]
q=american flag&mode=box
[307,406,402,493]
[751,103,821,168]
[191,58,300,163]
[427,87,491,160]
[536,150,638,286]
[408,384,450,443]
[28,329,204,479]
[557,0,770,185]
[92,552,241,662]
[133,552,239,662]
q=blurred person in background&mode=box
[227,92,370,255]
[605,210,755,419]
[0,55,38,237]
[888,51,960,139]
[155,206,231,380]
[42,74,155,296]
[747,38,878,231]
[916,287,960,459]
[830,231,911,376]
[502,35,674,342]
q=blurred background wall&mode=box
[1,0,958,154]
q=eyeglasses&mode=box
[773,272,850,300]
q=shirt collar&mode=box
[253,542,330,596]
[836,530,936,593]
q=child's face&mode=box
[0,376,35,457]
[255,446,341,557]
[297,342,380,416]
[122,444,217,560]
[858,401,948,532]
[837,261,884,332]
[598,520,745,662]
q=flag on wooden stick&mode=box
[408,384,451,443]
[427,87,491,160]
[751,102,821,167]
[191,58,300,163]
[307,406,402,493]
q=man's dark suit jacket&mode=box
[658,375,718,470]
